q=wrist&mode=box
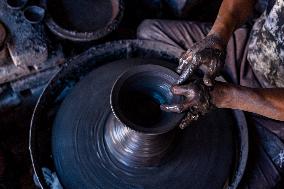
[210,82,234,108]
[205,33,227,51]
[208,29,229,48]
[208,13,237,46]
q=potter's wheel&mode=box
[52,58,235,189]
[29,40,248,189]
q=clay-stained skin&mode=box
[161,79,212,129]
[167,34,225,128]
[177,34,226,86]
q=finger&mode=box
[160,104,184,113]
[203,71,215,86]
[177,51,192,74]
[177,59,187,74]
[171,85,196,100]
[178,52,204,84]
[179,112,199,129]
[180,117,192,129]
[171,85,189,95]
[177,63,197,84]
[160,100,195,113]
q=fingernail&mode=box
[171,85,177,93]
[204,79,212,86]
[176,79,183,85]
[160,104,169,111]
[205,80,211,86]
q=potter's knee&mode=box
[137,19,162,40]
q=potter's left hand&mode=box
[177,34,226,86]
[160,79,213,129]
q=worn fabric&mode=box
[248,0,284,88]
[137,19,284,188]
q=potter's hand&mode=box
[161,79,213,129]
[177,34,226,86]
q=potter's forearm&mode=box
[211,83,284,121]
[208,0,256,44]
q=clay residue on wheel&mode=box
[47,0,113,32]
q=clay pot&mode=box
[111,64,183,134]
[106,65,184,167]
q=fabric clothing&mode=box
[137,19,284,188]
[247,0,284,88]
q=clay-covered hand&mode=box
[177,34,226,86]
[160,79,213,129]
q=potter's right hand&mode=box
[177,34,226,86]
[161,79,213,129]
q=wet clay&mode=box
[111,65,184,133]
[47,0,113,32]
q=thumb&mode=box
[203,71,215,86]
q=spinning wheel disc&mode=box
[52,58,236,189]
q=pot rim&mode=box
[40,0,124,42]
[110,64,185,135]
